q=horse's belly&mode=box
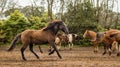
[32,39,48,44]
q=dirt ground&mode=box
[0,46,120,67]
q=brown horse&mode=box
[83,30,105,53]
[104,29,120,56]
[8,20,69,60]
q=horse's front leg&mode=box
[49,42,62,59]
[103,44,107,55]
[68,42,71,49]
[69,42,73,50]
[93,43,99,53]
[108,44,112,56]
[48,46,55,55]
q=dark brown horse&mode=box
[8,20,69,60]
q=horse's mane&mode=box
[43,20,63,31]
[51,20,63,23]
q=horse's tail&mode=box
[8,33,21,51]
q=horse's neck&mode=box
[46,29,58,36]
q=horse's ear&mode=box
[43,22,55,31]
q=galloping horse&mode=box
[8,20,69,60]
[83,30,105,53]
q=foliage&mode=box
[64,2,98,33]
[28,15,46,29]
[1,10,30,43]
[62,1,106,46]
[0,20,4,39]
[0,10,47,44]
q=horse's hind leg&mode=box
[21,44,28,61]
[39,46,43,53]
[29,43,39,59]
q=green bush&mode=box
[1,10,29,43]
[0,10,47,44]
[28,15,46,29]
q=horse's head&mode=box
[57,21,69,34]
[72,34,80,40]
[83,30,97,41]
[83,30,89,38]
[44,20,69,34]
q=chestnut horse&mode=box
[104,29,120,56]
[83,30,105,53]
[8,20,69,60]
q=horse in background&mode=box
[83,29,120,55]
[104,29,120,56]
[67,34,79,49]
[111,41,118,52]
[50,33,80,50]
[83,30,105,53]
[8,20,69,61]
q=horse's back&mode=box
[21,29,56,44]
[105,29,120,36]
[21,30,36,44]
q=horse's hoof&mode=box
[36,56,40,59]
[69,48,72,50]
[40,51,43,53]
[48,52,53,55]
[94,51,98,53]
[109,52,112,56]
[117,53,120,56]
[102,52,106,55]
[59,56,62,59]
[48,53,51,55]
[23,58,27,61]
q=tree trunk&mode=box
[47,0,54,21]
